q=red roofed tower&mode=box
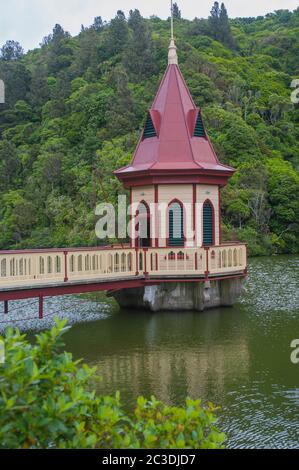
[115,37,235,249]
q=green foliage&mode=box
[0,4,298,254]
[209,2,235,48]
[0,318,225,449]
[0,40,24,61]
[173,3,181,20]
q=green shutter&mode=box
[194,112,206,137]
[143,114,157,139]
[169,203,184,247]
[203,202,213,246]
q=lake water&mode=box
[3,255,298,448]
[62,255,299,449]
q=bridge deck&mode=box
[0,244,247,302]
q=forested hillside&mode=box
[0,3,298,255]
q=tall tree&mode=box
[92,16,103,32]
[209,1,221,32]
[0,60,30,109]
[173,3,181,19]
[124,9,156,82]
[43,24,73,74]
[42,24,70,46]
[105,66,138,137]
[28,66,50,110]
[0,41,24,61]
[219,3,235,47]
[208,2,235,48]
[0,140,21,191]
[102,11,129,58]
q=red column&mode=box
[64,251,68,282]
[143,248,148,276]
[135,247,139,276]
[39,296,43,319]
[205,247,209,280]
[154,184,159,247]
[130,188,133,248]
[193,183,196,245]
[218,187,221,245]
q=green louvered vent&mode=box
[143,113,157,139]
[169,202,184,247]
[138,203,151,248]
[194,112,206,137]
[203,201,214,246]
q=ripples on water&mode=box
[0,296,110,333]
[242,256,299,314]
[2,255,299,448]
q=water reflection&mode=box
[64,255,299,449]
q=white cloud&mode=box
[0,0,298,51]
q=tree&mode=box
[42,24,70,46]
[208,2,235,48]
[266,158,299,252]
[219,3,235,47]
[173,3,181,19]
[92,16,103,32]
[0,10,298,254]
[0,319,226,449]
[27,66,50,110]
[124,9,157,82]
[104,67,138,137]
[41,25,73,74]
[102,10,129,57]
[0,61,30,108]
[0,40,24,61]
[209,1,221,33]
[0,140,21,191]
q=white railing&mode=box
[208,244,247,275]
[145,248,206,276]
[0,244,247,289]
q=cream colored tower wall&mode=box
[131,186,155,247]
[130,184,220,247]
[157,184,193,247]
[196,185,219,246]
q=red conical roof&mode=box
[115,53,234,187]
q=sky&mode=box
[0,0,298,51]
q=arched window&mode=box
[168,201,184,247]
[137,201,151,248]
[202,200,214,246]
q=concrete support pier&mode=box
[113,278,245,312]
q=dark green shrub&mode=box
[0,318,225,449]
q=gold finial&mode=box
[168,1,178,65]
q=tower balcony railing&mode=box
[0,243,247,290]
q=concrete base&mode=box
[112,278,245,312]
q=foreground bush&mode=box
[0,318,225,449]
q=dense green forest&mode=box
[0,3,298,255]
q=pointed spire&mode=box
[168,38,178,65]
[168,0,178,65]
[114,4,235,184]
